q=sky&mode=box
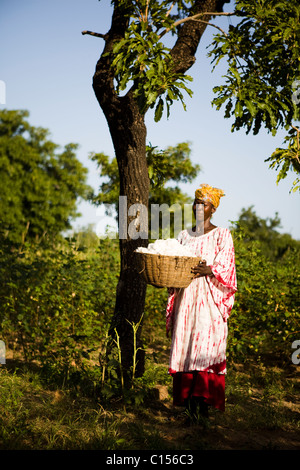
[1,0,299,240]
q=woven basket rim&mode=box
[134,250,200,260]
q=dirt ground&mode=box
[116,366,300,451]
[137,338,300,451]
[2,348,300,451]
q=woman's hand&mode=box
[191,260,214,278]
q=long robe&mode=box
[166,227,237,410]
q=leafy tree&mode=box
[229,211,300,362]
[208,0,300,191]
[232,206,300,260]
[91,142,200,240]
[82,0,300,375]
[69,224,101,251]
[0,237,120,386]
[91,141,200,211]
[0,110,92,246]
[83,0,230,375]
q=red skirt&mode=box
[172,371,225,411]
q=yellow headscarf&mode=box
[194,183,225,208]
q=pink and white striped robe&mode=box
[166,227,237,376]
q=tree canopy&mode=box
[90,141,200,212]
[208,0,300,191]
[232,206,300,260]
[0,110,91,245]
[91,142,200,238]
[85,0,300,190]
[83,0,300,375]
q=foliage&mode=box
[0,229,299,450]
[0,236,119,387]
[88,0,300,376]
[90,141,200,212]
[0,109,92,245]
[227,210,300,363]
[69,224,100,251]
[0,362,299,450]
[92,0,300,186]
[109,0,194,120]
[208,0,300,190]
[147,142,200,205]
[0,209,299,395]
[266,129,300,193]
[90,141,200,239]
[232,206,300,260]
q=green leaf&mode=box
[154,98,164,122]
[234,101,243,118]
[244,99,257,117]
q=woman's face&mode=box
[193,198,216,222]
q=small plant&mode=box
[126,314,144,384]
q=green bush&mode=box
[0,222,299,393]
[0,237,120,387]
[227,232,300,363]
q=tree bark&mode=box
[108,96,149,377]
[104,92,149,377]
[92,0,229,378]
[92,3,149,377]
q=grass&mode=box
[0,350,299,451]
[1,235,299,451]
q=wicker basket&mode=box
[135,251,202,288]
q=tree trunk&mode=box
[93,57,149,377]
[91,0,229,378]
[104,92,150,377]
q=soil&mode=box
[136,383,300,450]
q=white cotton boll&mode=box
[136,238,197,257]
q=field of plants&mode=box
[0,222,299,451]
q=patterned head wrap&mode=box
[194,183,225,208]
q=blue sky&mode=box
[1,0,299,239]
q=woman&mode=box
[166,183,237,419]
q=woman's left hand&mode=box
[191,260,214,278]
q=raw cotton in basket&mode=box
[136,238,197,257]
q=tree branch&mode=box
[191,18,228,36]
[166,2,175,17]
[169,0,230,74]
[291,124,300,163]
[82,30,108,40]
[159,10,236,39]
